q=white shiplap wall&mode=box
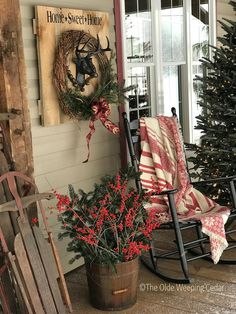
[20,0,120,273]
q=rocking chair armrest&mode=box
[150,188,178,196]
[159,188,178,195]
[192,175,236,186]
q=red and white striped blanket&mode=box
[139,116,230,264]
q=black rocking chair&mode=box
[122,111,236,284]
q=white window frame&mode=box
[120,0,216,143]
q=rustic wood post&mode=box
[0,0,36,217]
[114,0,127,168]
[0,0,34,176]
[0,1,37,309]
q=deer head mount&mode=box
[72,34,111,91]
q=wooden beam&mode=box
[0,2,37,307]
[0,0,34,176]
[114,0,127,168]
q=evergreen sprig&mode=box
[55,166,159,266]
[60,54,129,120]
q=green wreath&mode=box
[53,30,120,120]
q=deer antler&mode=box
[76,35,111,56]
[93,35,111,54]
[75,33,91,54]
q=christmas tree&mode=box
[188,1,236,205]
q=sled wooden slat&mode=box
[18,218,57,314]
[49,232,73,313]
[7,251,33,314]
[0,171,71,313]
[33,226,66,314]
[14,233,45,313]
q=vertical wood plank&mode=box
[33,226,66,314]
[18,219,57,314]
[7,251,33,314]
[49,232,73,313]
[0,0,37,239]
[0,0,34,177]
[113,0,126,168]
[14,233,45,314]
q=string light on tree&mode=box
[186,1,236,205]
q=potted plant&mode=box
[54,168,159,311]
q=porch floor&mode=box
[66,254,236,313]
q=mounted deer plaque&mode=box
[72,35,111,90]
[35,6,109,126]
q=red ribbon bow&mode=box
[83,98,120,163]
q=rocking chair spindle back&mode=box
[122,111,236,284]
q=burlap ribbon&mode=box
[83,98,119,163]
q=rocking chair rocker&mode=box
[123,111,236,284]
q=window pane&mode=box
[127,66,152,122]
[139,108,151,117]
[122,0,213,145]
[161,0,185,62]
[191,0,209,143]
[192,64,205,143]
[163,65,181,117]
[192,0,209,62]
[125,0,150,13]
[125,0,153,63]
[130,110,138,122]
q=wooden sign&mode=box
[35,6,109,126]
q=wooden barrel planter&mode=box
[85,257,140,311]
